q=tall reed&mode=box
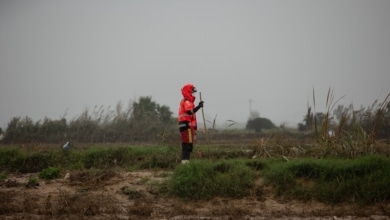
[310,88,390,157]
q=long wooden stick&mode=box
[199,92,209,145]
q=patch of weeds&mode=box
[39,166,61,180]
[263,155,390,204]
[245,159,268,171]
[69,169,118,190]
[14,152,52,173]
[169,160,256,199]
[0,172,6,180]
[4,179,19,187]
[25,176,39,188]
[140,176,150,184]
[120,186,144,199]
[70,161,84,170]
[263,162,295,196]
[156,171,171,178]
[147,180,170,195]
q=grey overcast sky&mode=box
[1,0,389,129]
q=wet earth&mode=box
[1,170,389,219]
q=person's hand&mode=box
[193,101,204,113]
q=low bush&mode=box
[39,167,61,179]
[169,160,256,200]
[263,155,390,204]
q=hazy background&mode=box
[1,0,389,130]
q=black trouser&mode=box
[181,143,193,160]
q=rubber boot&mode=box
[181,143,191,164]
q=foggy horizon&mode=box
[1,0,389,130]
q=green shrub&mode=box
[83,148,111,169]
[70,161,84,170]
[263,155,390,204]
[11,152,53,173]
[39,167,61,179]
[169,160,255,200]
[0,148,19,170]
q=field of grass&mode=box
[1,115,390,219]
[1,141,389,205]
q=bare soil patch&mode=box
[1,170,389,219]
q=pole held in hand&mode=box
[199,92,209,145]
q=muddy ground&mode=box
[1,169,389,220]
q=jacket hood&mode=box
[181,83,196,102]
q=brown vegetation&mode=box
[1,167,389,219]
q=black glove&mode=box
[193,101,204,113]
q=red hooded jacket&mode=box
[178,84,197,129]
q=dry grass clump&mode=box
[68,169,120,189]
[120,185,145,199]
[54,191,124,217]
[249,89,390,159]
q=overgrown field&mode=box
[1,142,390,211]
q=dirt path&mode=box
[1,170,389,219]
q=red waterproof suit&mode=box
[178,83,204,161]
[178,84,197,144]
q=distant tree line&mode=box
[2,95,389,144]
[1,97,177,144]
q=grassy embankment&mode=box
[0,143,389,205]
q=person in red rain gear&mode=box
[178,83,204,164]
